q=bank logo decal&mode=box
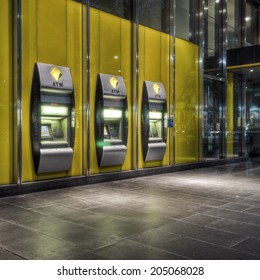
[110,77,119,89]
[50,67,62,81]
[153,83,161,94]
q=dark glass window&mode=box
[203,0,225,78]
[90,0,132,20]
[227,0,242,49]
[176,0,199,43]
[139,0,171,33]
[245,0,259,46]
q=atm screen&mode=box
[41,125,52,138]
[149,119,162,138]
[109,123,119,139]
[104,125,110,139]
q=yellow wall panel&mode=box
[138,26,171,169]
[0,0,13,184]
[21,0,38,182]
[100,13,121,75]
[144,28,161,82]
[21,0,83,182]
[227,72,234,157]
[89,9,133,174]
[67,0,83,176]
[38,0,67,65]
[121,19,133,170]
[175,38,199,164]
[89,8,100,174]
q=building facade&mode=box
[0,0,260,192]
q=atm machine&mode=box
[30,62,75,174]
[95,73,128,167]
[141,80,167,162]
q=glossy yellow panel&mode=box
[144,28,161,82]
[21,0,83,182]
[100,12,121,75]
[138,26,171,168]
[175,38,199,164]
[0,0,13,184]
[227,72,234,157]
[38,0,67,65]
[89,8,133,174]
[21,0,37,182]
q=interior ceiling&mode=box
[229,66,260,84]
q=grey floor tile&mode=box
[205,208,260,226]
[0,195,54,209]
[219,203,252,212]
[0,221,37,243]
[182,214,221,226]
[88,216,152,238]
[159,220,247,247]
[137,205,195,220]
[130,229,179,247]
[232,238,260,257]
[157,236,259,260]
[208,218,260,239]
[90,205,136,218]
[66,251,106,260]
[120,212,173,228]
[0,247,25,260]
[94,239,187,260]
[34,205,105,225]
[236,198,260,207]
[244,207,260,215]
[57,197,105,210]
[1,234,81,260]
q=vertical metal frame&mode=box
[16,0,22,185]
[199,0,205,162]
[168,0,176,165]
[221,0,228,159]
[86,0,90,176]
[134,0,139,170]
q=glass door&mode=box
[203,78,222,160]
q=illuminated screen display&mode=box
[41,125,51,137]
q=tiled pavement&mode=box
[0,160,260,260]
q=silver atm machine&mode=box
[95,73,128,167]
[31,62,75,174]
[141,80,167,162]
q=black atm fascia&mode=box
[142,80,167,162]
[95,73,128,167]
[31,62,75,174]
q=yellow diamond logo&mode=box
[50,67,62,81]
[110,77,118,89]
[153,83,161,94]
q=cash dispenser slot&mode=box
[31,62,75,174]
[95,73,128,167]
[142,81,167,162]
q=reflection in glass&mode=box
[90,0,132,20]
[245,1,259,46]
[227,0,242,49]
[203,79,222,160]
[176,0,199,43]
[139,0,171,33]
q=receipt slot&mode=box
[30,62,75,174]
[141,81,167,162]
[95,73,128,167]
